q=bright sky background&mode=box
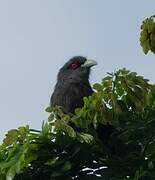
[0,0,155,142]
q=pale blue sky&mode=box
[0,0,155,142]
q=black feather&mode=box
[50,56,93,113]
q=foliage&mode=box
[140,15,155,54]
[1,69,155,180]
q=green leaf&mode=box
[48,113,55,122]
[54,120,76,138]
[140,16,155,54]
[45,106,53,113]
[93,83,103,92]
[3,129,18,145]
[76,132,94,143]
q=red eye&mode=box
[71,63,78,69]
[68,61,81,70]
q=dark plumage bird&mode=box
[50,56,97,113]
[50,56,114,144]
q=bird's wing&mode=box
[50,82,93,113]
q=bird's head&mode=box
[57,56,97,82]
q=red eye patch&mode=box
[68,60,81,70]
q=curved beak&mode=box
[82,59,98,68]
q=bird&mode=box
[50,56,114,144]
[50,56,97,113]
